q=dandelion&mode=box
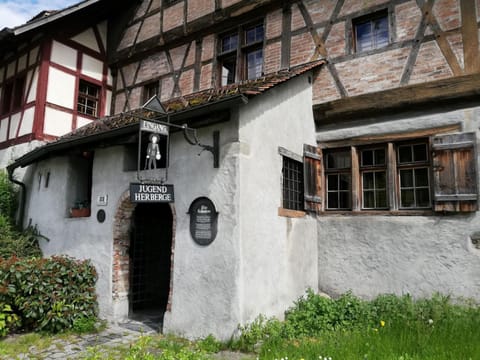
[380,320,385,327]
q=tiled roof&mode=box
[61,59,325,141]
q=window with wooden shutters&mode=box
[432,132,478,212]
[304,144,323,213]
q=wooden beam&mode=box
[314,73,480,123]
[460,0,480,73]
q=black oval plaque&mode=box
[188,197,218,246]
[97,209,106,223]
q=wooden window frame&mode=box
[77,80,100,117]
[142,81,159,105]
[360,146,388,209]
[352,9,389,53]
[217,21,265,86]
[325,148,352,210]
[281,152,304,212]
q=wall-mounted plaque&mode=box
[130,183,174,203]
[188,197,218,246]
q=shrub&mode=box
[0,256,98,335]
[0,221,44,259]
[0,170,17,222]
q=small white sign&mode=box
[140,120,169,135]
[97,195,108,206]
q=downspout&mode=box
[7,165,26,230]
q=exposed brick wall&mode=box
[134,0,151,21]
[117,23,141,51]
[395,1,422,42]
[161,76,175,100]
[114,92,126,113]
[325,22,346,59]
[201,35,215,62]
[266,9,282,39]
[187,0,215,23]
[184,41,196,67]
[264,42,281,74]
[136,52,170,83]
[312,66,341,103]
[339,0,389,17]
[170,44,189,70]
[291,4,306,31]
[179,69,195,94]
[304,0,336,24]
[129,87,142,109]
[434,0,460,32]
[200,63,213,90]
[163,2,184,32]
[335,47,410,96]
[151,0,161,12]
[447,33,464,69]
[290,32,315,66]
[408,41,453,85]
[137,12,161,43]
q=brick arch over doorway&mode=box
[112,190,176,317]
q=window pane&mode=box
[245,25,264,44]
[413,144,428,162]
[328,192,338,209]
[356,22,372,52]
[363,190,374,208]
[400,169,413,187]
[363,172,374,189]
[374,16,389,48]
[221,60,236,86]
[327,174,338,190]
[414,168,429,187]
[375,171,386,189]
[326,151,351,169]
[375,149,385,165]
[398,145,412,163]
[247,49,263,80]
[339,174,351,190]
[376,190,387,208]
[362,150,373,166]
[222,34,238,52]
[282,156,304,210]
[339,191,351,209]
[401,189,415,207]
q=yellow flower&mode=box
[380,320,385,327]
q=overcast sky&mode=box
[0,0,79,29]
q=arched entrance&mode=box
[130,203,173,318]
[112,191,175,324]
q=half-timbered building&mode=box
[4,0,480,338]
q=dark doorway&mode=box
[130,203,172,320]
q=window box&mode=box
[70,207,91,218]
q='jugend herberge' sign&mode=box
[130,183,174,203]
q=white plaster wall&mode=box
[0,118,8,142]
[29,47,39,66]
[9,113,21,139]
[18,107,35,137]
[23,118,243,340]
[0,140,45,170]
[238,74,319,324]
[81,54,103,81]
[50,41,77,71]
[46,67,76,109]
[27,69,39,103]
[72,28,101,52]
[44,107,73,136]
[316,105,480,301]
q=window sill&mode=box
[319,210,435,216]
[278,207,306,218]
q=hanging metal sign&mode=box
[188,197,218,245]
[130,183,175,203]
[140,120,169,135]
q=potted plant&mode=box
[70,200,91,218]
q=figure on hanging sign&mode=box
[145,133,161,170]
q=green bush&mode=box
[0,256,98,335]
[0,220,43,259]
[0,170,17,222]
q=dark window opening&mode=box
[325,149,352,210]
[77,80,100,117]
[143,81,159,105]
[353,10,389,52]
[218,22,264,85]
[1,76,25,115]
[282,156,304,211]
[68,151,94,218]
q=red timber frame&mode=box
[0,24,111,150]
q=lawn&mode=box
[1,291,479,360]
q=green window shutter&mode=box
[303,144,323,213]
[432,132,478,212]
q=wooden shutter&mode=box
[432,132,478,212]
[303,144,323,213]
